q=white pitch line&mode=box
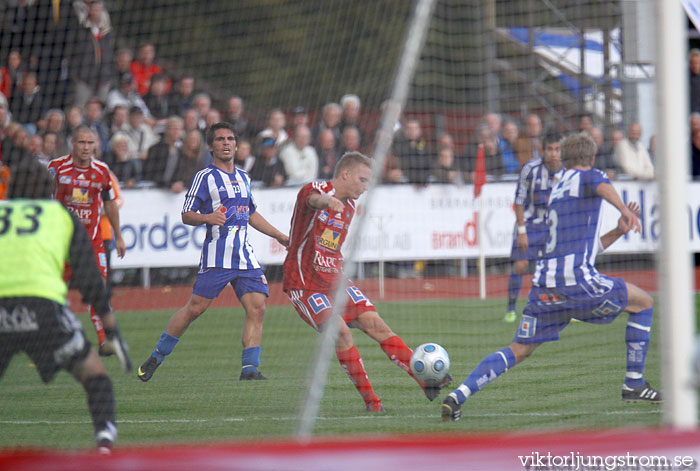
[0,409,660,426]
[0,418,259,426]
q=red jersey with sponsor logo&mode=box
[283,181,355,291]
[48,155,115,243]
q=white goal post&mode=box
[657,0,698,429]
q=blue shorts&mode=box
[510,224,548,262]
[513,275,628,344]
[192,267,269,300]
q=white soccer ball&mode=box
[410,343,450,386]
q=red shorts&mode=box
[64,238,108,281]
[286,286,376,331]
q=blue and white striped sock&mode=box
[152,332,179,364]
[624,308,653,389]
[453,346,516,404]
[241,346,261,373]
[507,273,522,312]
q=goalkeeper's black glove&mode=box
[101,325,133,373]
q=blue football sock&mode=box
[152,332,179,364]
[507,273,522,311]
[241,346,261,373]
[453,347,516,404]
[624,308,653,389]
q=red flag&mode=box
[473,143,487,198]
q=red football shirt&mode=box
[283,181,356,291]
[48,155,115,242]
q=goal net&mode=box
[0,0,695,452]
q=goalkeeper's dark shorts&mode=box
[0,297,91,383]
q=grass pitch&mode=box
[0,298,669,450]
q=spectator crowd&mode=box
[3,0,691,203]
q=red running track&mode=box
[68,269,667,312]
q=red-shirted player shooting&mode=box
[282,152,451,412]
[48,125,130,371]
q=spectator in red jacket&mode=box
[130,42,166,96]
[0,50,23,100]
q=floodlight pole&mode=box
[656,0,698,429]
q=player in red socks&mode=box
[282,152,451,412]
[48,126,130,372]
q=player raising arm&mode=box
[0,160,127,452]
[442,132,660,422]
[282,152,451,413]
[138,122,288,383]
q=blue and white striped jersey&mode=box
[532,168,610,291]
[183,165,260,270]
[514,158,564,227]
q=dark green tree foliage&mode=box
[110,0,410,112]
[0,0,621,118]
